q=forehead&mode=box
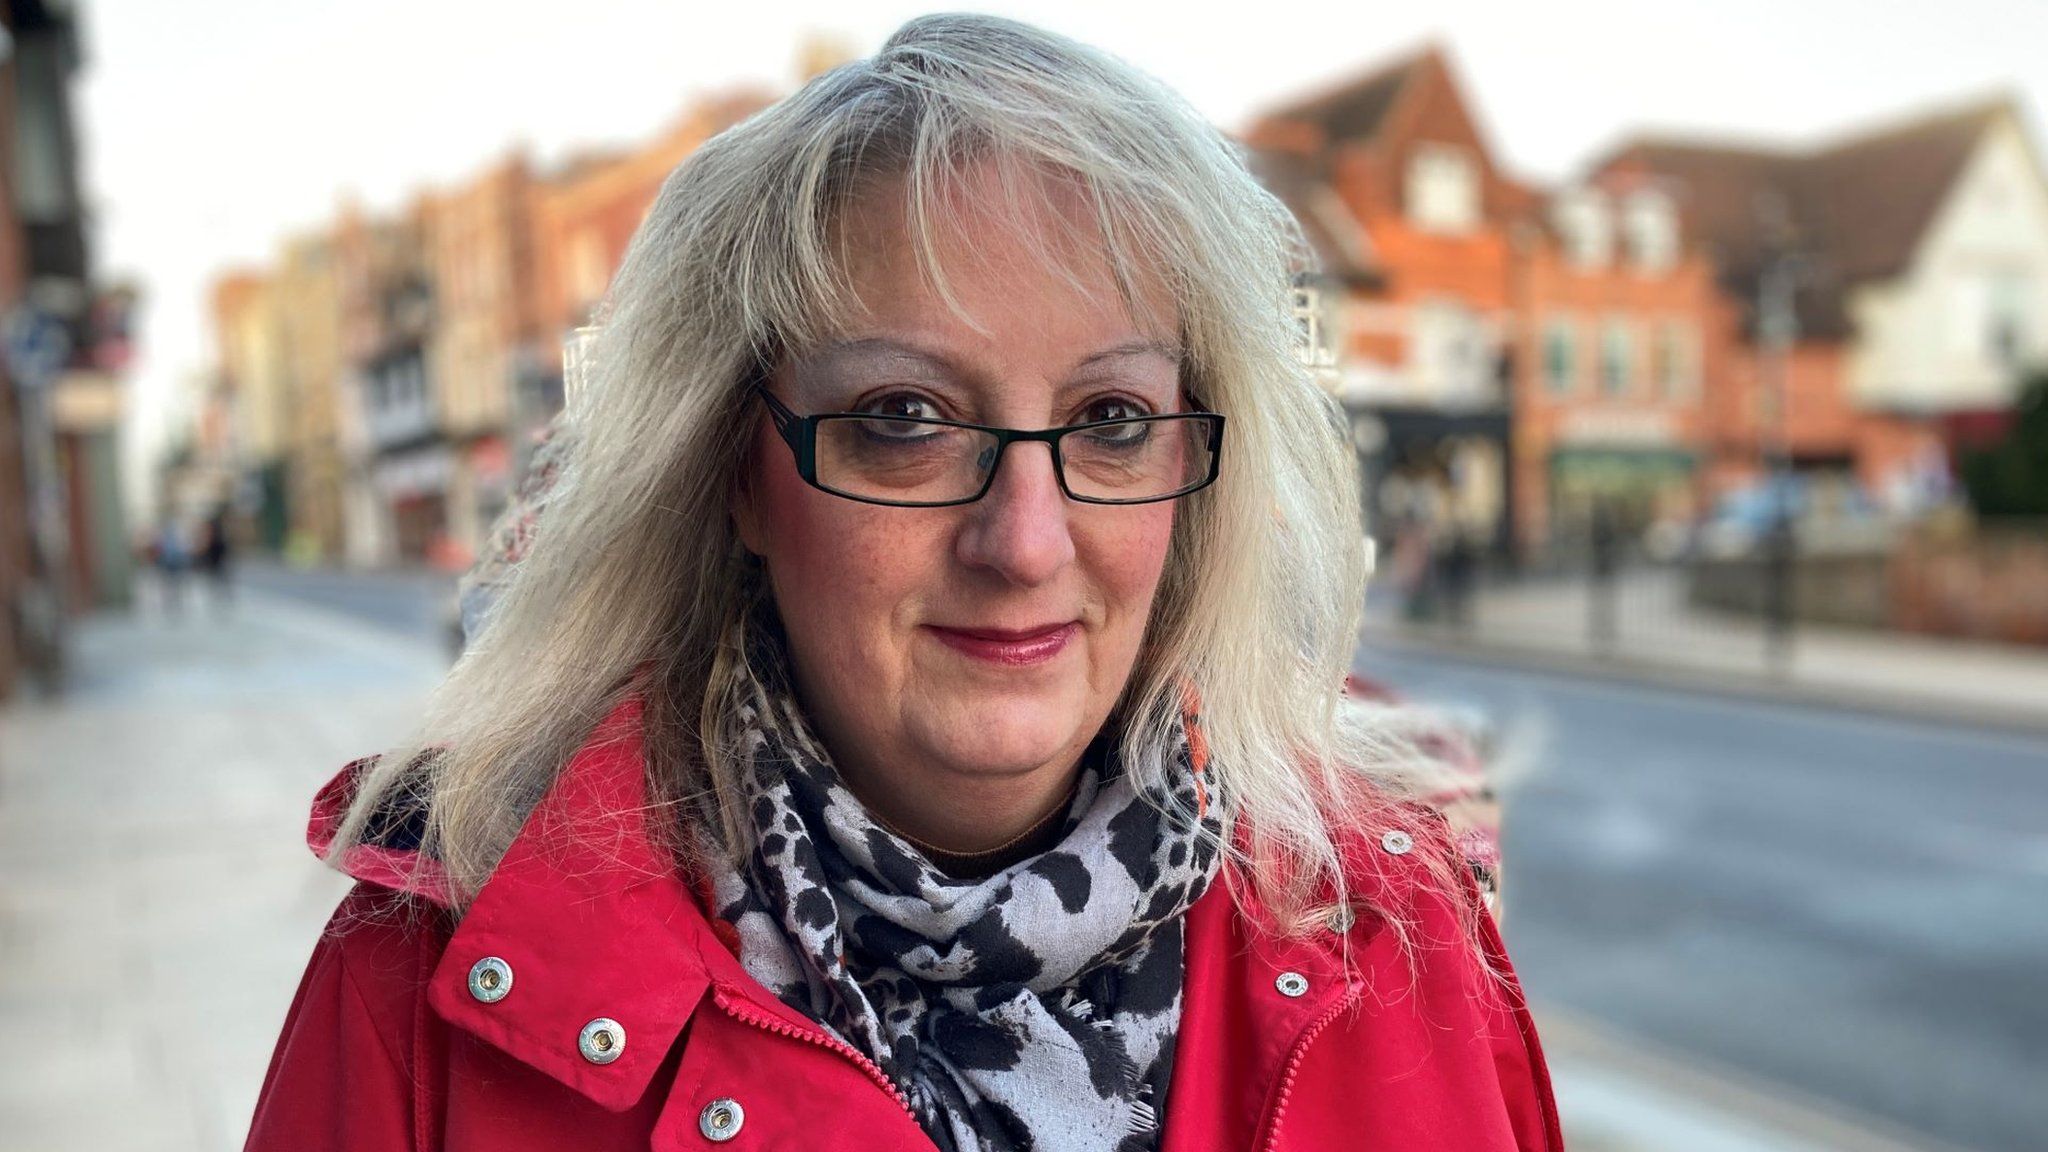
[823,163,1180,354]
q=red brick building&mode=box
[1247,46,1728,557]
[1590,98,2045,513]
[1247,46,1532,555]
[531,91,774,352]
[1509,169,1727,551]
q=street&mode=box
[1355,645,2048,1152]
[2,564,2042,1151]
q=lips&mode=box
[925,621,1078,666]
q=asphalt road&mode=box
[1355,644,2048,1152]
[232,560,460,648]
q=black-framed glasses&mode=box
[755,387,1225,508]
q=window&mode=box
[570,230,610,311]
[1411,299,1494,402]
[1406,144,1480,235]
[1650,320,1700,400]
[1543,318,1579,396]
[1292,282,1338,371]
[1600,318,1633,395]
[1623,190,1679,274]
[1988,272,2033,369]
[1553,188,1612,270]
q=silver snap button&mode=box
[699,1097,745,1142]
[578,1017,625,1065]
[467,957,513,1003]
[1275,971,1309,998]
[1327,904,1356,934]
[1381,829,1414,856]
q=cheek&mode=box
[750,450,940,632]
[1084,504,1178,619]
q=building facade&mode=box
[1510,172,1726,551]
[1247,46,1530,557]
[428,155,541,565]
[212,271,291,549]
[275,232,346,561]
[1594,97,2048,513]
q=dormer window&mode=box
[1553,188,1612,270]
[1623,190,1679,274]
[1406,143,1480,235]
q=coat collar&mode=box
[312,696,743,1111]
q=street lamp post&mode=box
[1756,246,1800,675]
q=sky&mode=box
[72,0,2048,516]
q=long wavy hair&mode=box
[330,12,1473,948]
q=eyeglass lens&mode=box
[811,416,1215,505]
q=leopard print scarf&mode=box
[701,613,1225,1151]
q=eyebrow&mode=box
[804,336,1182,378]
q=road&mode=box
[237,564,2048,1149]
[1355,644,2048,1152]
[234,559,460,647]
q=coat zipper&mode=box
[712,986,921,1122]
[1255,984,1363,1152]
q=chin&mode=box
[913,689,1088,779]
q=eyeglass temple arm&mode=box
[754,385,802,438]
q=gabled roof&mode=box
[1792,98,2008,283]
[1243,145,1380,288]
[1598,96,2015,337]
[1257,48,1433,145]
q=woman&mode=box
[248,14,1558,1151]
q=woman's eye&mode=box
[855,393,942,421]
[1081,397,1148,424]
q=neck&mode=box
[849,751,1087,868]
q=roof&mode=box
[1243,145,1380,287]
[1793,99,2009,283]
[1254,47,1435,146]
[1600,96,2014,338]
[1238,45,1477,287]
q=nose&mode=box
[954,438,1076,586]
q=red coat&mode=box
[246,699,1563,1151]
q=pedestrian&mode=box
[198,508,233,610]
[247,15,1559,1151]
[155,518,189,616]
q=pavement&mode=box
[1369,568,2048,737]
[0,578,444,1152]
[0,569,2002,1151]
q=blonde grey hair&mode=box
[332,12,1470,944]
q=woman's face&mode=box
[735,167,1183,819]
